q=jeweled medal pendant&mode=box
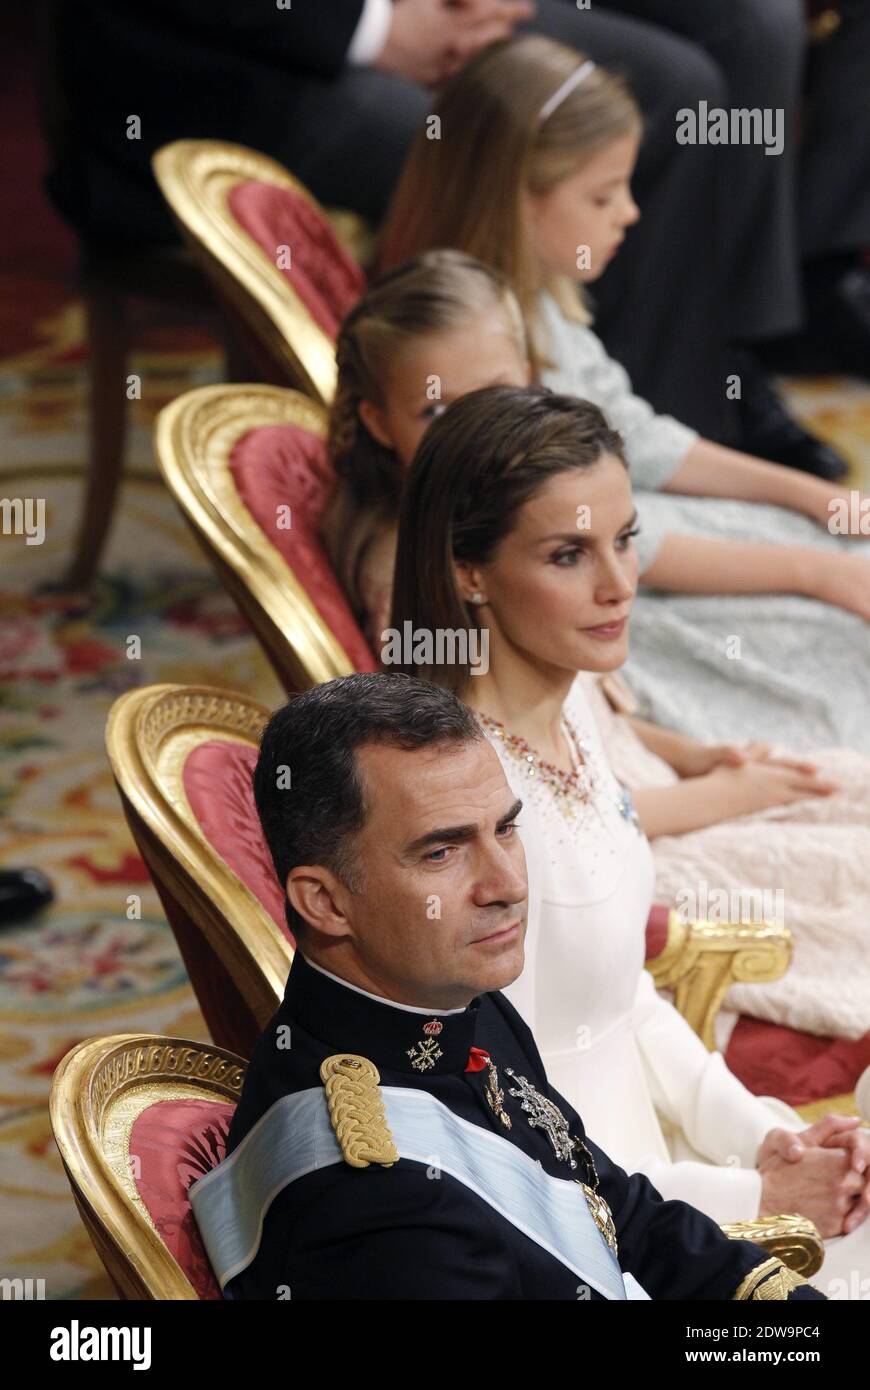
[484,1058,512,1129]
[504,1068,577,1168]
[579,1181,619,1255]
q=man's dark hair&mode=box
[253,672,484,936]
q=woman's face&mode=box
[460,455,638,675]
[526,131,641,283]
[360,304,531,465]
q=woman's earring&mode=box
[469,592,486,606]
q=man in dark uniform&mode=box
[191,673,823,1301]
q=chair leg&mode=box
[66,280,129,589]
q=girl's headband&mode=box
[538,60,597,123]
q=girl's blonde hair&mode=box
[378,35,641,329]
[328,248,529,503]
[322,250,529,642]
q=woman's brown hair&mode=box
[389,384,627,696]
[378,35,640,329]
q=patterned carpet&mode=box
[1,16,868,1290]
[0,295,282,1298]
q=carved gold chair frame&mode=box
[106,683,291,1060]
[155,383,353,694]
[50,1034,246,1300]
[51,1032,822,1294]
[152,139,366,404]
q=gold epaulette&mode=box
[320,1053,399,1169]
[732,1256,810,1301]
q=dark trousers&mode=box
[799,0,870,258]
[275,0,806,439]
[52,2,867,437]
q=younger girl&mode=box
[378,36,870,753]
[321,251,530,650]
[389,383,870,1290]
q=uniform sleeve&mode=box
[487,994,822,1300]
[537,295,697,494]
[587,1137,824,1301]
[230,1160,522,1300]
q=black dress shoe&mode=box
[730,347,849,480]
[0,869,54,926]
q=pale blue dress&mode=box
[538,293,870,752]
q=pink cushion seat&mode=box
[227,180,366,338]
[130,1097,236,1299]
[644,903,671,960]
[183,739,289,936]
[229,421,378,672]
[726,1018,870,1108]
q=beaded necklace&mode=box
[477,709,641,833]
[476,711,596,813]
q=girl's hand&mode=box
[701,760,839,821]
[806,553,870,621]
[678,740,817,779]
[678,741,766,777]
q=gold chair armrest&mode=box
[647,911,792,1051]
[720,1214,824,1278]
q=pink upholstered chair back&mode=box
[227,181,365,339]
[130,1098,235,1300]
[228,420,378,673]
[182,739,289,936]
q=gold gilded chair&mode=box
[152,139,368,404]
[646,907,792,1053]
[106,683,291,1059]
[154,382,375,694]
[51,1033,823,1292]
[50,1034,246,1299]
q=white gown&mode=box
[485,675,869,1294]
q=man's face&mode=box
[338,737,528,1009]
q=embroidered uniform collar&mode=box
[286,952,481,1077]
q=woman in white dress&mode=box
[390,382,870,1293]
[330,251,870,1042]
[379,34,870,753]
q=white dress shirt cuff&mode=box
[347,0,393,64]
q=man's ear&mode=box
[358,399,394,449]
[286,867,354,940]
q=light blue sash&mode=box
[191,1086,648,1299]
